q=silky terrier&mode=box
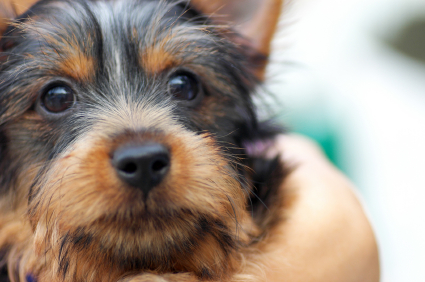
[0,0,286,281]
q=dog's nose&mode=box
[112,143,170,194]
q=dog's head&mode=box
[0,0,283,281]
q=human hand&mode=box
[262,134,380,282]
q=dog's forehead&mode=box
[15,0,223,84]
[90,0,189,22]
[88,0,201,75]
[38,1,200,51]
[87,0,189,40]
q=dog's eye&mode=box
[41,85,75,113]
[167,72,200,101]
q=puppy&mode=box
[0,0,286,281]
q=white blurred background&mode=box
[267,0,425,281]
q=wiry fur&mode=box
[0,0,286,281]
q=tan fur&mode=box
[56,51,95,81]
[138,25,237,94]
[0,94,286,282]
[0,1,285,281]
[22,99,259,281]
[141,35,181,75]
[42,31,96,82]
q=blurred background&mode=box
[266,0,425,281]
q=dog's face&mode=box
[0,0,283,281]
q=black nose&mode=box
[112,143,170,194]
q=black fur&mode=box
[0,0,285,280]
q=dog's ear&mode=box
[0,5,13,41]
[0,0,37,61]
[0,0,36,37]
[0,3,15,63]
[191,0,283,80]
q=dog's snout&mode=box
[112,143,170,194]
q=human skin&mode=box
[264,134,380,282]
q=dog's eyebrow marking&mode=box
[20,18,97,82]
[140,35,180,75]
[56,51,95,82]
[40,30,96,81]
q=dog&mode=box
[0,0,286,281]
